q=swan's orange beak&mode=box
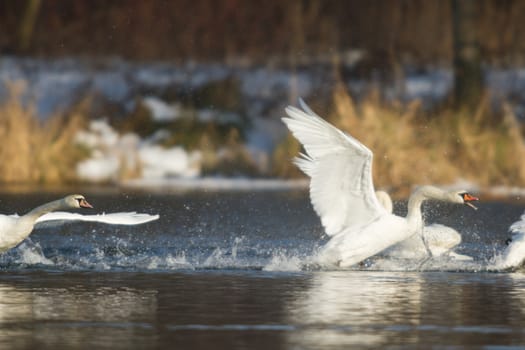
[79,198,93,209]
[462,193,479,210]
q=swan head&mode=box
[64,194,93,209]
[454,191,479,210]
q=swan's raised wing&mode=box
[283,99,386,236]
[35,212,159,226]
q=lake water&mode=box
[0,188,524,349]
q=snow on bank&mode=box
[75,120,201,182]
[74,119,307,190]
[139,145,201,179]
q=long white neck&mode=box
[23,198,70,223]
[406,186,451,228]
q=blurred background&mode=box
[0,0,524,195]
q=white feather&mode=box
[36,211,159,226]
[496,211,525,269]
[283,101,385,236]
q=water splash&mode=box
[0,221,523,273]
[263,249,304,272]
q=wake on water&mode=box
[0,226,523,273]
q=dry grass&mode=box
[273,84,525,197]
[0,83,86,184]
[2,79,524,191]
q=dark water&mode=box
[0,189,524,349]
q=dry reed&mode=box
[0,82,86,184]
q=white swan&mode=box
[0,194,159,253]
[375,190,471,260]
[496,212,525,269]
[282,100,479,267]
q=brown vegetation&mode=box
[0,82,86,184]
[0,78,524,192]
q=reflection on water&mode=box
[0,271,525,349]
[286,271,525,349]
[286,272,424,348]
[0,274,158,349]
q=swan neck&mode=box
[406,196,424,228]
[24,198,67,222]
[406,186,446,227]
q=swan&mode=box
[375,190,471,260]
[496,212,525,269]
[0,194,159,253]
[282,99,479,267]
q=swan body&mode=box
[497,212,525,268]
[375,190,470,260]
[381,223,460,258]
[283,100,478,267]
[0,195,93,252]
[0,195,159,253]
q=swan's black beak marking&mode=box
[461,192,479,210]
[78,198,93,209]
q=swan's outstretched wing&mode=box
[35,212,159,226]
[283,99,386,236]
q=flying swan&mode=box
[0,194,159,253]
[282,99,478,267]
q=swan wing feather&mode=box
[283,100,385,236]
[35,212,159,226]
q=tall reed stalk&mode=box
[0,83,85,184]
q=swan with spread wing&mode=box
[282,100,478,267]
[0,194,159,253]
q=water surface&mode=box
[0,189,524,349]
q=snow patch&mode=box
[75,119,201,183]
[139,145,201,179]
